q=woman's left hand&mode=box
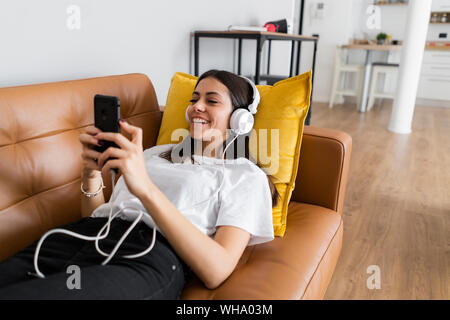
[96,119,152,199]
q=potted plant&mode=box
[376,32,388,44]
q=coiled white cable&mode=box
[31,170,156,279]
[31,133,238,279]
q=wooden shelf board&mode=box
[374,2,408,6]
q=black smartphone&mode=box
[94,94,120,174]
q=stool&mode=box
[367,62,399,111]
[329,46,364,108]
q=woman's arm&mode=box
[138,182,251,289]
[79,125,107,218]
[80,171,105,218]
[95,120,250,289]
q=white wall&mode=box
[298,0,355,102]
[0,0,295,105]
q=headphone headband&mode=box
[239,76,259,115]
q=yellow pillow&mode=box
[157,71,312,236]
[156,72,197,145]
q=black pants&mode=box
[0,217,191,300]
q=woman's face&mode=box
[187,77,233,145]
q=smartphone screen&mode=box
[94,94,120,152]
[94,94,120,173]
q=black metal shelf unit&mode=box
[193,30,318,125]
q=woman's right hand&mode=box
[79,125,104,179]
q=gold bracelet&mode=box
[81,179,105,197]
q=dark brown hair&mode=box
[159,69,279,208]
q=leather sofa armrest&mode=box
[291,126,352,214]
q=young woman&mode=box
[0,70,279,299]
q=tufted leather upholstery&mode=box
[0,73,352,299]
[0,73,162,261]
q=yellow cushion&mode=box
[156,71,312,236]
[156,72,198,146]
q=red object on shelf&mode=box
[264,23,277,32]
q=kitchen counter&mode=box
[342,44,401,51]
[425,41,450,51]
[417,47,450,101]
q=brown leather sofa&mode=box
[0,73,352,299]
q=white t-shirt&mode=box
[91,143,274,246]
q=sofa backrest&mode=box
[0,73,162,261]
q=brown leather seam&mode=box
[0,110,161,148]
[122,110,162,121]
[0,177,81,212]
[299,215,343,300]
[243,244,257,266]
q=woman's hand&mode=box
[79,125,103,179]
[95,119,153,199]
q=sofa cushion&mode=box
[181,201,343,299]
[156,71,312,236]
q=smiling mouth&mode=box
[192,118,211,125]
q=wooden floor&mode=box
[310,101,450,300]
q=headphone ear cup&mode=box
[240,76,260,114]
[229,109,254,135]
[185,105,190,123]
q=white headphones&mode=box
[185,76,260,136]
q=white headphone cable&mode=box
[32,170,156,279]
[94,132,239,263]
[93,171,157,264]
[177,132,239,212]
[32,133,239,278]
